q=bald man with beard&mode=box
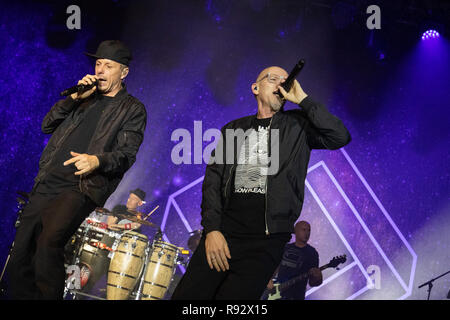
[172,66,350,300]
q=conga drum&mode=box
[140,241,179,300]
[107,231,148,300]
[78,231,116,293]
[64,226,85,266]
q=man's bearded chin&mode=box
[269,96,283,112]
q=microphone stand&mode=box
[0,194,28,297]
[418,269,450,300]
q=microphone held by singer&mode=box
[61,79,98,97]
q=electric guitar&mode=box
[266,254,347,300]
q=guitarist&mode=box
[267,221,322,300]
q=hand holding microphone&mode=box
[276,59,308,105]
[278,79,308,105]
[64,74,98,100]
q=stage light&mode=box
[173,176,183,186]
[421,30,440,40]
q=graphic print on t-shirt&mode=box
[281,246,305,269]
[234,124,270,194]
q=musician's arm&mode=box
[267,265,280,289]
[130,222,141,230]
[308,268,323,287]
[308,251,322,287]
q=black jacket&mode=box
[34,86,147,206]
[201,96,351,235]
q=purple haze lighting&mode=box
[421,30,440,40]
[173,176,183,186]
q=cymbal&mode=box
[126,208,142,216]
[110,208,143,218]
[115,213,159,228]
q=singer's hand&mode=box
[70,74,98,101]
[63,151,100,176]
[205,231,231,272]
[278,79,308,105]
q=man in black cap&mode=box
[107,188,146,231]
[6,40,147,299]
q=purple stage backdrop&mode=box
[0,0,449,300]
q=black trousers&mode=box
[171,234,289,300]
[6,189,96,299]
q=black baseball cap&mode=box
[130,188,146,202]
[85,40,132,66]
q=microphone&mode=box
[275,59,305,97]
[60,79,98,97]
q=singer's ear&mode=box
[251,82,259,96]
[120,65,129,80]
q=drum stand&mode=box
[69,290,107,300]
